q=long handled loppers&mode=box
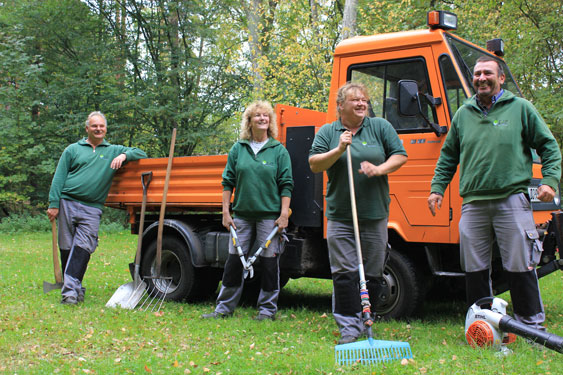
[229,226,252,277]
[335,146,412,366]
[243,209,292,279]
[229,209,292,279]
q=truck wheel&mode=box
[369,248,423,319]
[141,237,219,301]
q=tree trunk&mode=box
[244,0,265,93]
[341,0,358,40]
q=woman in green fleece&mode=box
[202,100,293,321]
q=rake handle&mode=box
[156,128,176,276]
[346,146,366,282]
[346,146,374,329]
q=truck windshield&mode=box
[445,34,522,97]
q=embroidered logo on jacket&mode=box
[493,120,509,127]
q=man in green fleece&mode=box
[428,56,561,330]
[47,111,147,305]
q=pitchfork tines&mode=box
[137,276,173,312]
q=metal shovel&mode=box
[106,171,153,309]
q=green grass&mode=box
[1,231,562,374]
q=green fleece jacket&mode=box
[222,138,293,220]
[431,90,561,203]
[48,138,147,209]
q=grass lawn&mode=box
[0,230,562,374]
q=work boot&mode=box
[337,335,358,345]
[254,313,275,321]
[77,289,86,303]
[61,295,78,305]
[201,311,232,319]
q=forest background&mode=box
[1,0,562,219]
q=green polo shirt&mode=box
[310,117,407,221]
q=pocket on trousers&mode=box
[525,229,543,267]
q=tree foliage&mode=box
[0,0,561,215]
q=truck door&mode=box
[342,47,452,240]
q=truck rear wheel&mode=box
[141,237,219,301]
[369,248,423,319]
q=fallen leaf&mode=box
[114,358,122,363]
[203,368,210,373]
[145,365,152,373]
[154,311,164,317]
[320,313,327,318]
[400,358,409,365]
[173,360,179,367]
[442,340,447,345]
[452,355,457,361]
[537,360,543,365]
[250,343,255,349]
[184,370,191,374]
[439,359,445,364]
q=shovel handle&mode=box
[51,220,63,284]
[135,172,152,267]
[141,171,152,195]
[156,128,176,276]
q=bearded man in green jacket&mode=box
[428,55,561,331]
[47,111,147,305]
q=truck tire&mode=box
[369,248,423,319]
[141,237,219,301]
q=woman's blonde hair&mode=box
[336,82,370,118]
[240,100,277,140]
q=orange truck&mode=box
[106,11,563,318]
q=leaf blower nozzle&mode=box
[465,297,563,353]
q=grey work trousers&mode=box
[58,199,102,300]
[459,193,545,327]
[327,218,388,338]
[215,218,283,317]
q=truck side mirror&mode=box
[398,80,419,117]
[398,79,448,137]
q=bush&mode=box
[0,208,129,233]
[0,214,51,233]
